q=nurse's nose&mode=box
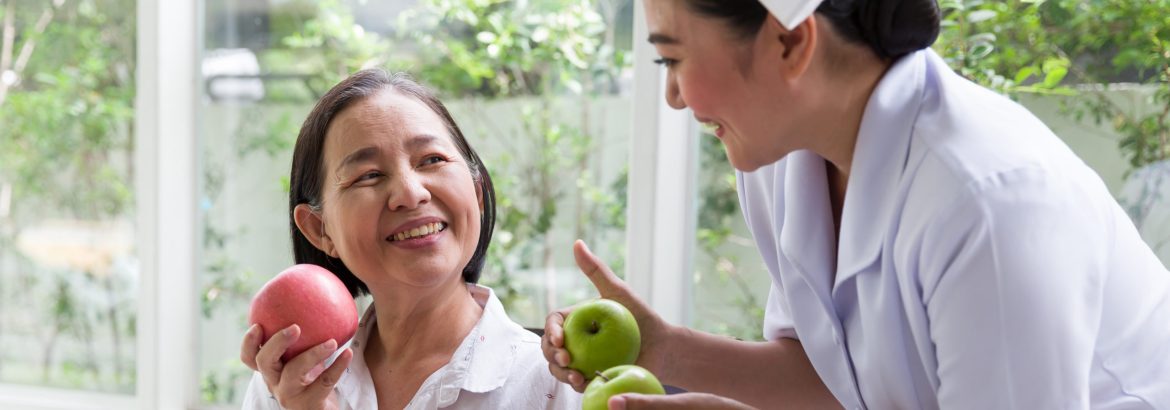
[387,171,431,211]
[665,72,686,109]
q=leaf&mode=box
[967,9,998,23]
[1043,66,1069,87]
[1014,66,1039,84]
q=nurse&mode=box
[542,0,1170,409]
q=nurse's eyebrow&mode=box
[647,33,679,45]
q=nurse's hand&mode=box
[240,323,353,410]
[542,240,677,393]
[607,392,757,410]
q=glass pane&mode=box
[197,0,634,405]
[0,0,137,394]
[690,134,769,341]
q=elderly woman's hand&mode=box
[241,324,353,410]
[542,240,677,393]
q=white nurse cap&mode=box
[759,0,825,29]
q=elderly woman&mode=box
[239,69,581,409]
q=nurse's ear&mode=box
[763,12,818,82]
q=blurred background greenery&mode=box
[0,0,1166,406]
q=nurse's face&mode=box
[308,89,483,292]
[643,0,804,172]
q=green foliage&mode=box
[398,0,627,98]
[0,0,136,220]
[933,0,1170,170]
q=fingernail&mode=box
[609,395,627,410]
[246,324,258,337]
[556,352,568,367]
[320,339,337,352]
[570,372,582,386]
[283,325,297,337]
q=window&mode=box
[195,0,635,405]
[0,0,138,395]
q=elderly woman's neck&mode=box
[367,278,484,365]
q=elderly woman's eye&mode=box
[357,171,382,181]
[422,155,446,166]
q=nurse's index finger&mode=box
[573,240,625,297]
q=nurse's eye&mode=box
[653,57,678,68]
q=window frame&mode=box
[625,3,699,326]
[134,0,201,408]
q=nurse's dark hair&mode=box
[288,69,496,296]
[685,0,940,60]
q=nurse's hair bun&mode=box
[817,0,941,60]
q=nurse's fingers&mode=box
[573,240,630,298]
[255,324,300,389]
[240,324,262,371]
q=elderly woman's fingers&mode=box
[255,324,301,389]
[240,324,262,371]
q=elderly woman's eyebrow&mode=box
[336,146,380,174]
[334,134,446,173]
[404,134,443,152]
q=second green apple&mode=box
[563,298,641,379]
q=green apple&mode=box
[563,298,641,379]
[581,365,666,410]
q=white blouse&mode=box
[242,284,581,410]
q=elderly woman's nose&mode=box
[387,172,431,210]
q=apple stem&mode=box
[595,371,609,382]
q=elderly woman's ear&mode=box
[293,203,338,258]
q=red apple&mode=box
[248,264,359,362]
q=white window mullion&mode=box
[626,5,698,327]
[135,0,199,409]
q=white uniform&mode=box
[737,49,1170,409]
[242,284,581,410]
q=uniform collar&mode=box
[833,49,929,290]
[334,284,521,409]
[778,50,929,296]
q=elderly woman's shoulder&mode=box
[494,315,583,408]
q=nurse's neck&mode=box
[808,40,891,238]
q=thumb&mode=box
[573,239,628,298]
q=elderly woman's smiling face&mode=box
[311,88,482,291]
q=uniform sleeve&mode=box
[919,168,1106,409]
[240,371,285,410]
[763,280,799,341]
